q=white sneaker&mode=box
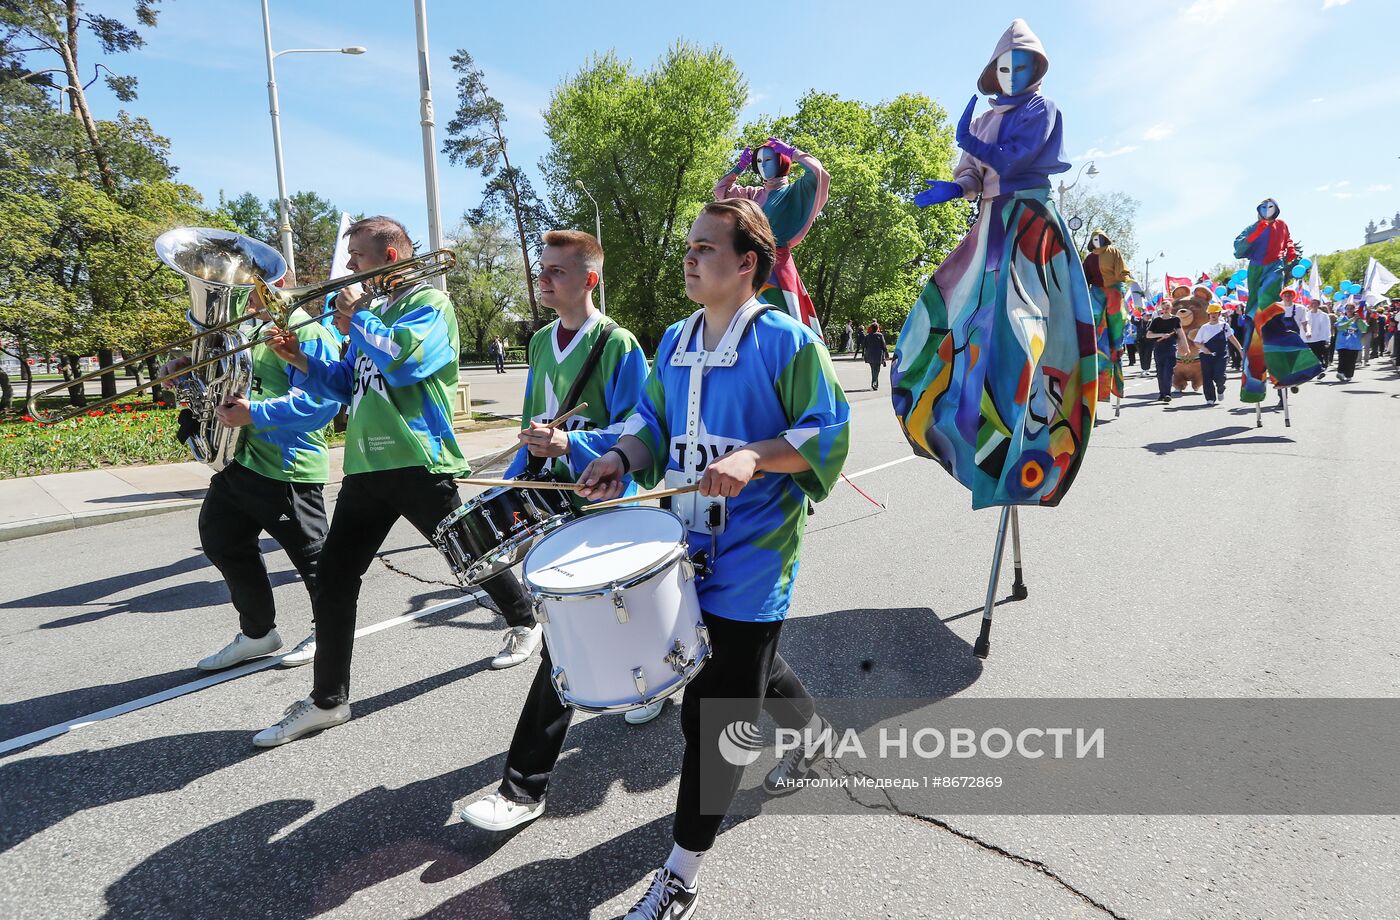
[490,624,543,670]
[460,791,545,831]
[279,632,316,667]
[196,629,283,671]
[624,698,669,726]
[251,696,349,748]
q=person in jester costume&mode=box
[1083,229,1131,402]
[714,135,830,337]
[891,19,1097,510]
[1233,198,1323,402]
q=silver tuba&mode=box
[153,227,288,471]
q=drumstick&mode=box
[455,478,581,490]
[582,474,765,512]
[473,403,590,473]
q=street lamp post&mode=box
[1056,160,1099,211]
[1143,251,1165,294]
[575,180,606,314]
[413,0,446,292]
[260,0,365,279]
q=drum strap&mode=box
[526,320,618,478]
[664,300,772,538]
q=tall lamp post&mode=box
[1056,160,1099,211]
[261,0,365,279]
[575,180,606,314]
[1143,251,1165,295]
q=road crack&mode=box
[377,554,461,589]
[823,759,1131,920]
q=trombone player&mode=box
[159,273,342,673]
[255,215,534,748]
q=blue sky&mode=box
[80,0,1396,289]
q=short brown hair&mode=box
[345,216,414,257]
[541,229,603,275]
[700,199,775,293]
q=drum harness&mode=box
[667,300,773,577]
[524,317,619,480]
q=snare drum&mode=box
[523,506,710,713]
[434,484,574,585]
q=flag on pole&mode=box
[1164,274,1191,295]
[1363,257,1399,305]
[1308,260,1321,302]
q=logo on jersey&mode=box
[350,351,387,414]
[671,420,746,474]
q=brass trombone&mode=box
[26,235,456,424]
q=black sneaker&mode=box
[625,868,698,920]
[763,717,833,796]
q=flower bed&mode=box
[1,403,190,480]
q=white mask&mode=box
[1257,199,1280,221]
[995,49,1036,96]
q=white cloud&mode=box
[1336,180,1351,188]
[1368,184,1394,193]
[1334,192,1358,199]
[1316,183,1332,192]
[1076,144,1140,160]
[1142,123,1174,142]
[1310,97,1327,103]
[1182,0,1235,24]
[1323,0,1352,8]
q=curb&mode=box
[0,499,204,543]
[0,442,520,544]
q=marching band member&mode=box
[490,232,652,687]
[161,281,341,672]
[461,199,850,920]
[256,216,533,747]
[460,231,655,833]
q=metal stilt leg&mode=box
[1282,387,1291,427]
[973,506,1012,660]
[1255,402,1262,428]
[1009,507,1028,600]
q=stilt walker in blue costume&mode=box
[892,19,1097,658]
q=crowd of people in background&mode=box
[825,292,1398,403]
[1125,285,1399,404]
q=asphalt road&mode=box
[2,354,1398,919]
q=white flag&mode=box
[1308,260,1321,302]
[329,212,354,280]
[1363,257,1399,304]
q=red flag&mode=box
[1164,274,1191,295]
[1195,272,1211,285]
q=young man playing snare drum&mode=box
[460,199,849,920]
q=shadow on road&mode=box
[94,606,980,918]
[1142,426,1294,455]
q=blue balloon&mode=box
[1351,282,1363,294]
[1215,285,1228,297]
[1300,258,1313,269]
[1291,265,1306,278]
[1323,285,1334,294]
[1334,291,1348,302]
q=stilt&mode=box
[973,506,1012,660]
[1282,387,1291,427]
[1009,507,1028,600]
[1254,401,1262,428]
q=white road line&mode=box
[846,455,916,480]
[0,592,484,756]
[3,452,922,757]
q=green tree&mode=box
[541,43,746,345]
[1316,240,1400,298]
[446,217,527,355]
[218,190,270,241]
[1059,186,1140,263]
[444,50,551,329]
[1,0,218,406]
[742,91,966,335]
